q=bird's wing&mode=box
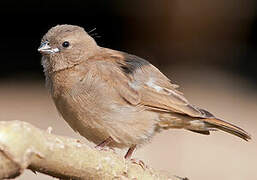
[91,50,205,118]
[128,60,203,117]
[139,76,202,117]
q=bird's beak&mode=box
[38,41,59,54]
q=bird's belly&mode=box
[53,95,109,145]
[54,94,159,148]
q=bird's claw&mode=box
[130,158,147,170]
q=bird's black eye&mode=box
[62,41,70,48]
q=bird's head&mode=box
[38,24,98,74]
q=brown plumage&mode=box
[38,24,251,159]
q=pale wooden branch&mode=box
[0,120,186,180]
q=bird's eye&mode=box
[62,41,70,48]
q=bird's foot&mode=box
[124,145,147,169]
[130,158,148,170]
[95,137,114,152]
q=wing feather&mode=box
[90,51,204,118]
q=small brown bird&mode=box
[38,24,251,159]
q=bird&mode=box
[38,24,251,159]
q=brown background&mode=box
[0,0,256,179]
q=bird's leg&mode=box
[124,145,136,159]
[95,137,113,150]
[125,145,147,169]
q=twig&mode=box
[0,120,186,180]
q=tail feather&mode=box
[203,118,251,141]
[188,129,210,135]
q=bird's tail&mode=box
[200,118,251,141]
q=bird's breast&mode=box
[47,67,158,147]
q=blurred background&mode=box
[0,0,256,179]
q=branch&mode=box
[0,120,186,180]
